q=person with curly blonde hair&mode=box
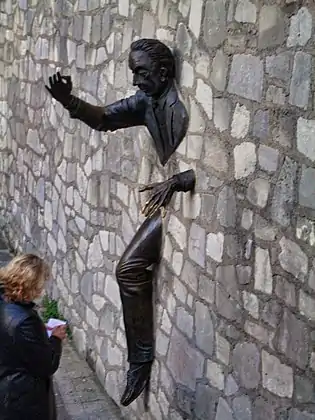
[0,254,67,420]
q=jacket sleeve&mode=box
[15,315,62,378]
[67,91,146,131]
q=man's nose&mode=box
[133,74,139,86]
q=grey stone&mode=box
[253,110,269,140]
[182,260,198,293]
[215,398,234,420]
[228,54,264,102]
[216,284,242,322]
[200,194,216,223]
[299,290,315,322]
[188,223,206,268]
[195,301,214,355]
[225,375,239,396]
[176,23,192,56]
[211,50,228,91]
[258,6,285,49]
[258,145,279,172]
[203,0,227,48]
[232,343,260,389]
[287,7,312,47]
[206,232,224,263]
[289,409,315,420]
[36,178,45,207]
[255,247,273,294]
[235,0,257,23]
[214,98,231,132]
[247,178,270,208]
[267,86,286,105]
[297,117,315,162]
[198,274,215,305]
[290,52,311,109]
[254,216,277,241]
[175,387,193,416]
[279,237,308,282]
[225,234,242,260]
[236,265,252,285]
[266,53,291,83]
[204,135,228,174]
[273,111,296,148]
[234,142,256,179]
[80,272,93,303]
[299,165,315,210]
[275,276,296,307]
[271,157,297,227]
[216,265,239,302]
[253,397,275,420]
[297,217,315,248]
[233,396,252,420]
[176,307,193,338]
[167,328,204,390]
[262,350,293,398]
[217,186,236,227]
[206,360,224,390]
[195,384,219,420]
[262,300,282,328]
[276,309,309,369]
[295,375,315,404]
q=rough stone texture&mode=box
[1,1,315,419]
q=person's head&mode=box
[0,254,50,302]
[129,38,175,98]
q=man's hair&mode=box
[130,38,175,78]
[0,254,50,302]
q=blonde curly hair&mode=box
[0,254,50,302]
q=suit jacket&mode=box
[97,84,189,166]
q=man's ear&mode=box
[160,66,168,82]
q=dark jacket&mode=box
[0,295,62,420]
[70,84,189,166]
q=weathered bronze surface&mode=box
[46,39,196,407]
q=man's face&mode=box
[129,50,167,97]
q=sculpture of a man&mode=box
[46,38,195,407]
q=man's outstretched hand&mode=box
[45,72,72,107]
[140,178,176,218]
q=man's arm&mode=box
[45,72,146,132]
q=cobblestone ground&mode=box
[1,0,315,419]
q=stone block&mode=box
[216,285,242,322]
[271,157,297,227]
[206,231,224,263]
[195,384,219,420]
[254,216,277,241]
[287,7,312,47]
[188,0,203,38]
[262,350,293,397]
[196,79,213,120]
[231,103,250,139]
[258,145,278,172]
[215,398,234,420]
[228,54,263,102]
[289,409,315,420]
[232,343,260,389]
[211,49,228,91]
[217,186,236,228]
[167,328,204,390]
[176,23,192,56]
[266,52,291,83]
[299,290,315,322]
[195,301,214,355]
[235,0,257,23]
[258,6,285,49]
[176,307,193,338]
[204,135,228,174]
[295,375,315,404]
[188,223,206,267]
[290,52,311,109]
[297,117,315,162]
[254,247,272,294]
[247,178,270,208]
[243,291,259,319]
[203,0,227,48]
[214,98,231,132]
[279,237,308,282]
[234,142,256,179]
[233,396,252,420]
[299,165,315,210]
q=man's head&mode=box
[129,39,175,98]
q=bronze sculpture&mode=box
[46,39,196,407]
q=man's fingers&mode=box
[49,76,54,87]
[57,71,62,82]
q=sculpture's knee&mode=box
[116,255,132,283]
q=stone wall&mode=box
[1,0,315,419]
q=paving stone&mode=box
[287,7,312,47]
[262,350,293,398]
[206,231,224,263]
[225,375,239,397]
[232,343,260,389]
[188,0,203,38]
[289,409,315,420]
[217,186,236,228]
[235,0,257,23]
[234,142,256,179]
[207,360,225,391]
[295,375,315,404]
[271,157,297,227]
[188,223,206,267]
[228,54,263,102]
[253,109,269,140]
[279,237,308,282]
[266,53,291,83]
[176,307,193,338]
[175,23,192,56]
[299,165,315,210]
[196,79,213,120]
[297,117,315,162]
[203,0,227,48]
[258,6,285,49]
[299,290,315,322]
[216,284,242,323]
[216,265,240,302]
[254,216,277,241]
[233,395,252,420]
[243,291,259,319]
[237,265,252,285]
[253,397,275,420]
[204,135,228,174]
[211,49,228,91]
[290,52,311,109]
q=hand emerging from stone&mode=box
[140,169,196,218]
[45,72,72,107]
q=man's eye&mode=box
[139,70,149,78]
